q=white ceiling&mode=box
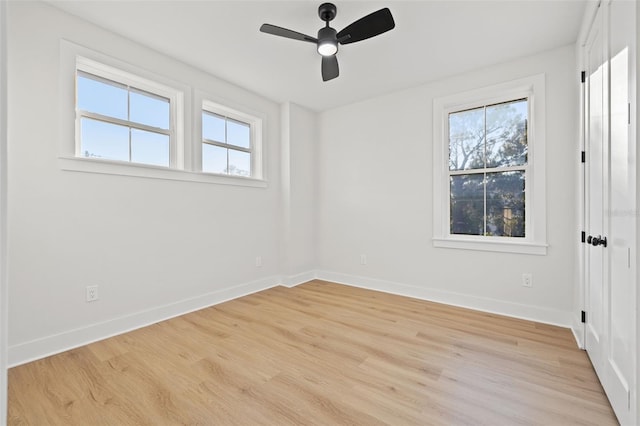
[47,0,588,111]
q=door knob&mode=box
[590,235,607,247]
[600,236,607,247]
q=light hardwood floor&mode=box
[8,280,617,425]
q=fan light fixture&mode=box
[318,41,337,56]
[317,25,338,56]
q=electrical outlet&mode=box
[522,273,533,288]
[86,285,99,302]
[360,254,367,265]
[256,256,262,267]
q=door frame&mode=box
[576,0,601,350]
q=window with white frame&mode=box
[61,42,267,187]
[432,75,547,255]
[75,57,181,168]
[201,100,261,179]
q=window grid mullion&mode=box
[127,87,132,162]
[448,165,526,176]
[483,106,487,236]
[78,111,171,136]
[202,139,250,153]
[225,117,229,173]
[483,172,486,236]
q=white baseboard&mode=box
[8,275,282,367]
[280,270,318,288]
[316,270,573,328]
[571,315,585,349]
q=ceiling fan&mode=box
[259,3,395,82]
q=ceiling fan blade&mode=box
[321,55,339,82]
[337,8,395,45]
[260,24,318,44]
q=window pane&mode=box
[486,99,528,168]
[202,144,227,174]
[450,174,484,235]
[203,112,225,143]
[486,171,525,237]
[130,90,169,130]
[77,73,127,120]
[227,119,250,149]
[131,129,169,167]
[80,117,129,161]
[449,107,485,171]
[228,149,251,176]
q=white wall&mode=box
[7,1,283,365]
[317,45,578,326]
[280,103,317,286]
[636,2,640,422]
[0,0,8,422]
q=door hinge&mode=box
[581,71,586,83]
[581,310,586,323]
[581,231,586,243]
[581,151,586,163]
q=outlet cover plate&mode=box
[86,285,99,302]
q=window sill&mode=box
[58,156,268,188]
[433,237,547,255]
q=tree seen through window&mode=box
[448,99,527,237]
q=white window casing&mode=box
[432,74,548,255]
[198,97,264,180]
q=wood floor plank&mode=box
[8,280,618,425]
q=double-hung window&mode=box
[75,57,181,169]
[449,98,528,237]
[433,75,547,255]
[201,99,262,179]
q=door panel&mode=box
[585,4,606,375]
[605,0,635,423]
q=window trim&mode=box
[196,93,265,180]
[57,155,268,187]
[75,56,183,169]
[432,74,547,255]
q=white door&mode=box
[603,0,635,423]
[585,1,607,379]
[584,1,636,424]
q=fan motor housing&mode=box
[317,26,337,42]
[317,26,338,55]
